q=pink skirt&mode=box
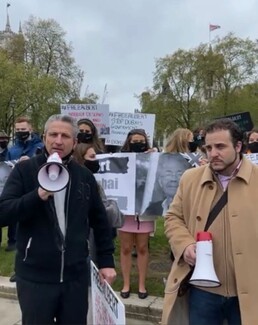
[118,215,154,234]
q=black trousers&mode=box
[16,274,89,325]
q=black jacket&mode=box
[0,153,114,283]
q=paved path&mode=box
[0,297,156,325]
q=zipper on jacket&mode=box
[60,178,71,283]
[60,245,65,283]
[23,237,32,262]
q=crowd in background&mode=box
[1,115,258,302]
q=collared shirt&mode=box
[216,159,242,190]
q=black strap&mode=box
[204,189,228,231]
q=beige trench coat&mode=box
[162,157,258,325]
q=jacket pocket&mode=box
[23,237,32,262]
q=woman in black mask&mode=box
[120,128,153,153]
[246,128,258,153]
[77,118,105,154]
[118,129,157,300]
[73,143,122,259]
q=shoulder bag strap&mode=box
[204,188,228,231]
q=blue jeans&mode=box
[189,287,241,325]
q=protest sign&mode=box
[245,153,258,165]
[95,152,194,218]
[105,112,155,146]
[216,112,253,132]
[90,261,125,325]
[94,152,258,219]
[95,153,136,215]
[60,104,110,138]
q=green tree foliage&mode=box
[23,16,84,100]
[140,33,258,135]
[0,16,90,134]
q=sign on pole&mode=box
[60,104,110,138]
[91,261,125,325]
[105,112,155,146]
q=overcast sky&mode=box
[1,0,258,113]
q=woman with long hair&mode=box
[77,119,105,153]
[165,128,196,153]
[119,128,156,300]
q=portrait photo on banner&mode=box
[140,153,193,220]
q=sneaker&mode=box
[9,274,16,282]
[5,244,16,252]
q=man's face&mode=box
[158,159,185,198]
[205,129,241,174]
[43,120,77,158]
[15,122,31,133]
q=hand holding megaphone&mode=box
[38,152,70,192]
[189,231,221,287]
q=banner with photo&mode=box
[60,103,110,138]
[95,153,136,215]
[105,112,155,146]
[95,152,202,218]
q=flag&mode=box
[209,24,221,32]
[7,3,11,7]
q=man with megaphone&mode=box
[0,114,116,325]
[162,118,258,325]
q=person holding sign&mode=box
[0,114,116,325]
[119,129,156,300]
[77,118,105,153]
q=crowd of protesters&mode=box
[1,114,258,324]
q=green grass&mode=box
[0,228,15,276]
[0,217,171,297]
[112,217,171,297]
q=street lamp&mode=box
[10,97,16,144]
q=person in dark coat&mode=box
[0,114,116,325]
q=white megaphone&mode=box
[189,231,221,287]
[38,152,69,192]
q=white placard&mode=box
[95,153,136,215]
[91,261,125,325]
[245,153,258,165]
[105,112,155,146]
[60,104,110,138]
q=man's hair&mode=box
[44,114,79,139]
[15,116,32,125]
[205,118,243,148]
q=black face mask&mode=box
[188,141,198,153]
[248,142,258,153]
[15,131,30,141]
[0,141,8,149]
[129,142,147,153]
[77,132,93,144]
[84,159,100,174]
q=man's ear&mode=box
[73,138,78,150]
[236,141,242,153]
